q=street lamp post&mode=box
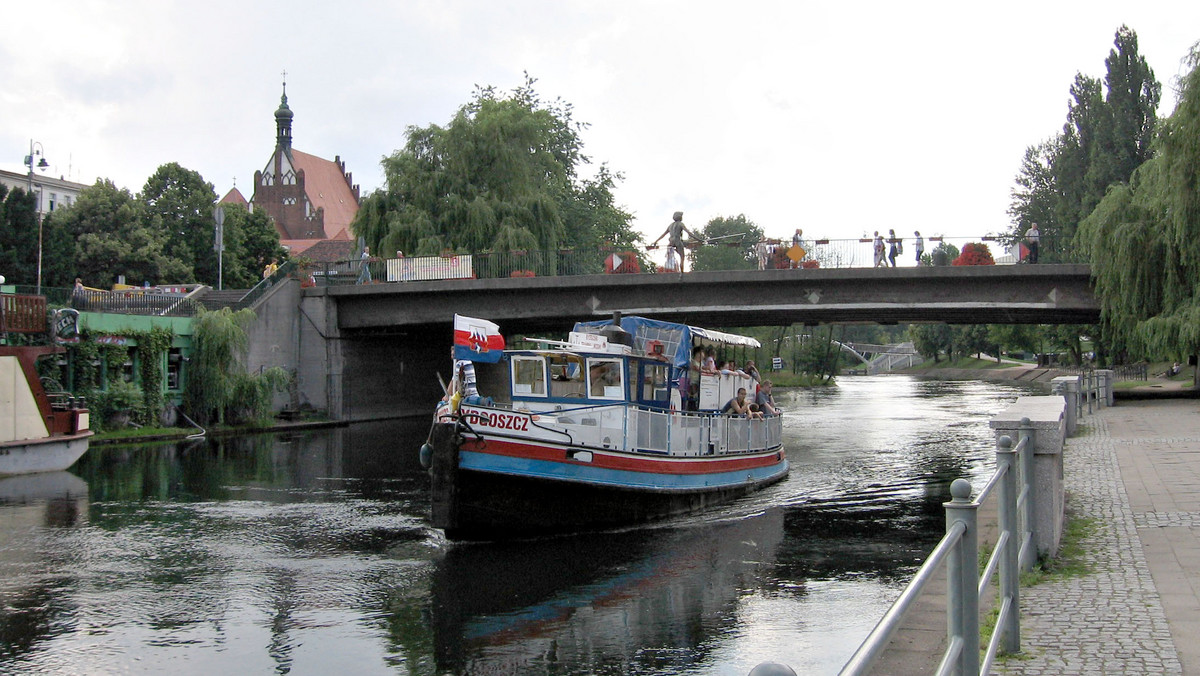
[24,140,50,294]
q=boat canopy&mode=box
[573,316,760,371]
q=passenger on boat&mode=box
[744,360,761,381]
[721,388,752,416]
[702,348,718,375]
[719,361,751,379]
[755,380,780,416]
[747,403,765,419]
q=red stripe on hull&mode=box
[461,437,782,475]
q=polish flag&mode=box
[453,315,505,363]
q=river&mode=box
[0,375,1040,675]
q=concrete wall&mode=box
[267,285,449,421]
[242,279,303,412]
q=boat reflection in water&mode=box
[423,508,786,675]
[0,471,89,646]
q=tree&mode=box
[53,180,191,287]
[691,214,763,272]
[910,323,954,363]
[1077,44,1200,365]
[142,163,219,284]
[0,187,38,284]
[951,242,996,266]
[1104,26,1162,184]
[356,75,637,257]
[1007,26,1161,265]
[212,203,286,289]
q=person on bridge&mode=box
[653,211,699,273]
[914,231,925,265]
[873,231,886,267]
[1024,223,1040,263]
[887,229,901,267]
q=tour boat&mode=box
[0,346,93,476]
[422,314,788,540]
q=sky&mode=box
[3,1,1198,245]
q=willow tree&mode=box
[352,76,638,257]
[1078,45,1200,364]
[185,308,289,425]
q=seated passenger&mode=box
[721,387,752,416]
[755,380,780,416]
[702,348,718,375]
[747,403,764,419]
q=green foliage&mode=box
[51,179,192,287]
[692,214,763,272]
[132,326,174,424]
[357,75,638,257]
[0,186,38,284]
[910,323,954,362]
[927,241,959,266]
[1008,26,1161,265]
[1078,45,1200,361]
[211,202,286,288]
[91,379,144,430]
[142,163,220,285]
[184,308,290,425]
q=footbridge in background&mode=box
[320,264,1099,335]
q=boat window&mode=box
[587,358,624,399]
[548,354,586,398]
[640,362,671,403]
[511,356,547,397]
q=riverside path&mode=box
[995,398,1200,675]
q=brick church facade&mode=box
[251,84,360,255]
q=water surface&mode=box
[0,375,1037,675]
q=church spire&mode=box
[275,70,293,153]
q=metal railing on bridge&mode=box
[308,235,1074,287]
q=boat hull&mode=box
[427,422,787,540]
[0,432,93,477]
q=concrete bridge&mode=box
[247,264,1098,421]
[324,264,1097,334]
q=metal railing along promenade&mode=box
[839,419,1038,676]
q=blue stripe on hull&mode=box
[459,450,789,493]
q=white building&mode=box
[0,167,89,216]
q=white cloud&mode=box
[3,1,1196,242]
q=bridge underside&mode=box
[324,264,1099,335]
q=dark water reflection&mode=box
[0,375,1039,675]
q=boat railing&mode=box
[634,406,783,456]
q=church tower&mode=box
[251,74,361,252]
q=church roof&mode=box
[220,187,248,205]
[291,149,359,236]
[286,238,356,262]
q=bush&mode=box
[92,380,145,429]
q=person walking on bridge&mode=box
[913,231,925,265]
[1024,222,1040,263]
[653,211,699,273]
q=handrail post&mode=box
[945,478,979,676]
[1019,417,1037,570]
[996,436,1021,653]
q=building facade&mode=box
[251,85,360,255]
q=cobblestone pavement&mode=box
[998,411,1183,675]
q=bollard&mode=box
[748,662,797,676]
[1018,419,1037,571]
[945,478,979,676]
[996,436,1021,653]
